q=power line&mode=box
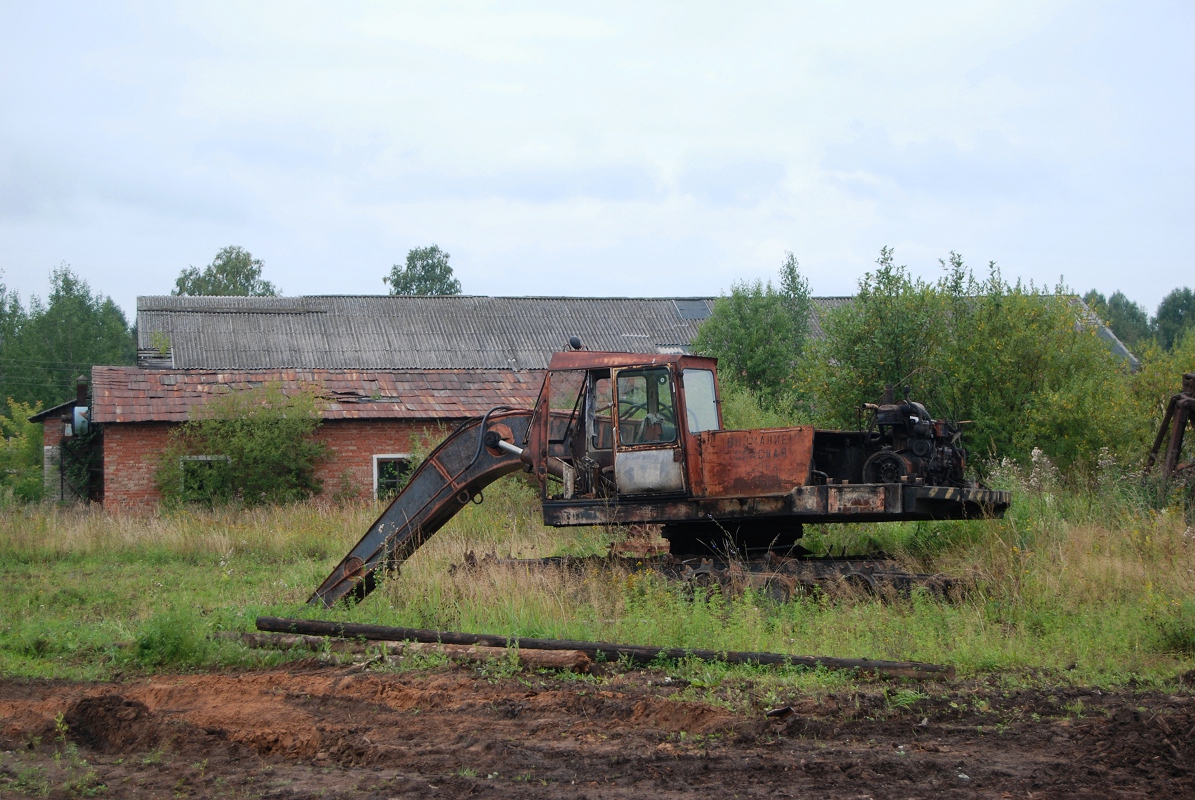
[0,357,134,365]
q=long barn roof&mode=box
[136,295,853,370]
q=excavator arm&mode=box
[309,409,534,607]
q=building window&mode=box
[180,455,232,499]
[373,453,413,500]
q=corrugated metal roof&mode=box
[136,295,850,370]
[90,366,544,423]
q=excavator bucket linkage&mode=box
[309,410,532,607]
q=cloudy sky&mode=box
[1,1,1191,320]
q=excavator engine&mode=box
[860,393,967,489]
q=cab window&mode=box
[589,372,614,450]
[682,368,720,433]
[616,367,677,446]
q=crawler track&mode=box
[467,552,962,600]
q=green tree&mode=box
[1082,289,1107,318]
[0,275,22,353]
[157,383,328,507]
[692,253,812,406]
[1084,289,1153,351]
[384,245,462,295]
[173,246,278,297]
[800,249,1129,469]
[0,265,135,408]
[1106,291,1154,350]
[0,275,27,404]
[1126,329,1195,468]
[1155,287,1195,351]
[0,399,43,503]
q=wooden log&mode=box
[219,630,589,672]
[256,616,954,681]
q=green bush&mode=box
[1126,328,1195,472]
[797,249,1134,470]
[0,399,44,503]
[1154,600,1195,655]
[156,383,328,507]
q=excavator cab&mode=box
[532,353,725,501]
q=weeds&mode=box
[886,688,928,709]
[133,608,213,668]
[12,765,51,796]
[2,470,1194,688]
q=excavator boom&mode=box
[309,410,532,607]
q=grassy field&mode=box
[2,463,1194,695]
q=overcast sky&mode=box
[1,1,1191,320]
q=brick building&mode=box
[89,366,542,510]
[37,295,729,510]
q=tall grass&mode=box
[2,465,1193,687]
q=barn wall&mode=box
[41,418,67,501]
[103,422,174,511]
[311,419,453,502]
[101,418,451,511]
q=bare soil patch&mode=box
[1,663,1193,798]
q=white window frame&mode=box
[372,453,413,500]
[180,455,231,464]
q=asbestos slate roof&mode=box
[136,295,719,370]
[90,366,544,424]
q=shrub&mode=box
[157,383,328,507]
[797,249,1134,470]
[1126,328,1195,472]
[1154,600,1195,655]
[0,399,44,503]
[133,608,212,667]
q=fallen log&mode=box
[256,616,954,681]
[219,630,589,673]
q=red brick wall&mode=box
[42,417,69,442]
[101,419,453,512]
[103,423,174,511]
[311,419,452,501]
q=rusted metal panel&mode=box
[543,494,793,527]
[827,485,886,514]
[542,482,1011,527]
[693,426,813,497]
[790,485,826,514]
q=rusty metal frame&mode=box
[543,484,1010,527]
[1146,372,1195,485]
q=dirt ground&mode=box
[2,662,1194,799]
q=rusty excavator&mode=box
[310,345,1011,607]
